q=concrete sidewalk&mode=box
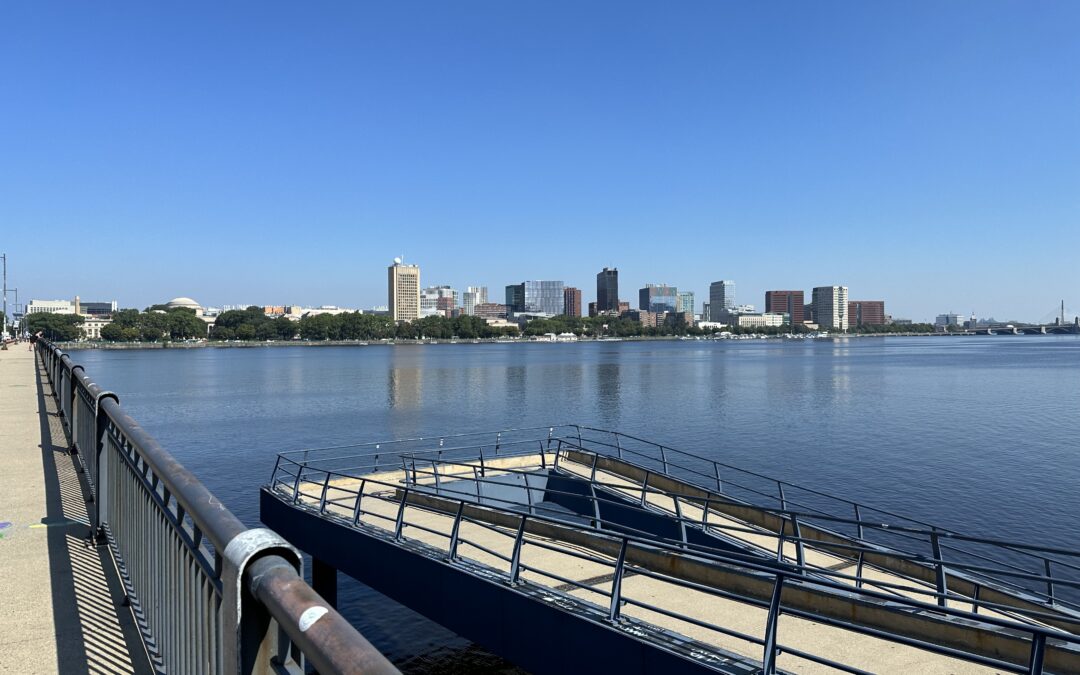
[0,345,151,674]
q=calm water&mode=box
[69,337,1080,669]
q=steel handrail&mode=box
[37,340,397,675]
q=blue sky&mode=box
[2,2,1077,322]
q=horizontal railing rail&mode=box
[37,339,397,675]
[268,456,1080,674]
[271,426,1080,615]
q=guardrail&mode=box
[37,339,398,675]
[270,425,1080,673]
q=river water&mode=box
[68,336,1080,670]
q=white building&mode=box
[732,313,787,328]
[812,286,849,331]
[462,286,488,315]
[80,317,112,340]
[26,299,76,315]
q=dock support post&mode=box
[312,557,338,609]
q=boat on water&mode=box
[263,425,1080,674]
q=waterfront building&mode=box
[420,286,457,318]
[765,291,805,324]
[664,311,695,330]
[732,313,786,329]
[27,299,77,315]
[618,301,630,314]
[622,308,659,328]
[935,313,964,328]
[702,302,710,321]
[474,303,509,320]
[812,286,849,331]
[708,281,735,321]
[388,259,420,323]
[80,316,112,340]
[563,287,582,317]
[587,301,598,318]
[848,300,886,327]
[28,297,118,316]
[506,281,565,315]
[639,284,678,314]
[462,286,488,315]
[596,267,619,313]
[676,291,695,315]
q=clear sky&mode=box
[2,2,1078,322]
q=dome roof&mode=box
[166,297,202,309]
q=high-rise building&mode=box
[506,281,565,315]
[848,300,886,327]
[420,286,457,317]
[709,281,735,321]
[639,284,678,313]
[563,287,582,317]
[596,267,619,312]
[388,259,420,323]
[812,286,849,331]
[765,290,805,324]
[676,291,695,315]
[462,286,488,315]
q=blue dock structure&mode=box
[31,340,398,675]
[263,426,1080,674]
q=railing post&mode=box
[761,575,785,675]
[394,489,409,541]
[92,392,118,543]
[608,538,629,622]
[855,550,865,588]
[613,431,623,459]
[640,471,650,507]
[791,514,805,572]
[714,463,722,493]
[1044,559,1055,605]
[509,516,527,584]
[660,446,668,474]
[1028,632,1046,675]
[352,480,366,525]
[448,501,464,561]
[318,473,331,512]
[930,530,948,607]
[590,452,599,481]
[854,503,864,540]
[777,481,787,511]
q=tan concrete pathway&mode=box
[0,345,151,674]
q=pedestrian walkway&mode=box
[0,345,151,674]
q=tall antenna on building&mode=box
[1062,299,1066,325]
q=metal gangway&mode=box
[265,426,1080,674]
[36,339,398,674]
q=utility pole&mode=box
[2,253,7,343]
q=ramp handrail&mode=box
[37,339,397,675]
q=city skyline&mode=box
[3,3,1078,322]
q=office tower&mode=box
[462,286,488,315]
[812,286,849,330]
[765,290,805,324]
[848,300,886,327]
[563,287,582,317]
[506,281,565,315]
[676,291,695,315]
[596,267,619,312]
[388,258,420,322]
[639,284,678,313]
[709,281,735,321]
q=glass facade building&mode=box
[506,281,565,314]
[639,284,678,313]
[709,280,735,321]
[676,291,695,315]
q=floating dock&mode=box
[261,426,1080,674]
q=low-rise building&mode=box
[732,313,787,328]
[474,303,509,320]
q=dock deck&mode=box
[264,426,1080,674]
[0,346,150,674]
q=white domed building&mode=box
[165,297,204,315]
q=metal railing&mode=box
[270,426,1080,673]
[37,339,397,675]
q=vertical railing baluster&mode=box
[1028,633,1046,675]
[854,503,864,540]
[931,530,948,607]
[761,575,785,674]
[448,501,465,560]
[608,538,629,622]
[394,488,409,540]
[1044,559,1055,605]
[509,516,527,584]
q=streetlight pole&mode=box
[2,253,7,343]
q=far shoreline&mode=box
[56,332,961,351]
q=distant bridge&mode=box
[965,319,1080,336]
